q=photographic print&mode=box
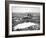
[5,1,45,37]
[12,5,40,31]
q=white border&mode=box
[9,4,43,35]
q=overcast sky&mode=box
[12,4,40,13]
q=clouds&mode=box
[12,4,40,13]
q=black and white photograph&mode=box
[5,1,45,37]
[12,5,40,31]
